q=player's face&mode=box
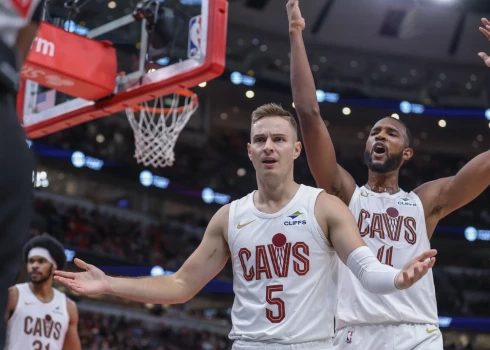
[27,256,54,285]
[248,116,301,179]
[364,118,413,174]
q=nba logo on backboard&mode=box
[188,15,202,60]
[346,330,354,343]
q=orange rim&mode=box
[129,88,198,113]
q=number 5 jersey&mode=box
[228,185,338,343]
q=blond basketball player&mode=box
[54,104,436,349]
[5,234,81,350]
[288,1,490,349]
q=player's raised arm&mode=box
[55,205,231,304]
[414,149,490,233]
[315,192,437,293]
[287,0,355,203]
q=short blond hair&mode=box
[251,103,298,140]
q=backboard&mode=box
[19,0,227,139]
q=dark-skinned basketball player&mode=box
[5,234,81,350]
[288,1,490,349]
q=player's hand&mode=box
[286,0,305,33]
[395,249,437,290]
[54,258,110,296]
[478,18,490,67]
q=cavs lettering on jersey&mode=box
[228,185,338,344]
[6,283,69,350]
[336,186,439,330]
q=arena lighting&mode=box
[399,101,424,114]
[391,113,400,119]
[63,20,89,36]
[139,170,169,189]
[438,119,447,128]
[64,249,76,262]
[33,171,49,188]
[202,187,231,205]
[342,107,351,115]
[485,109,490,120]
[438,317,452,328]
[71,151,104,170]
[464,226,490,242]
[315,90,339,103]
[230,72,256,86]
[198,82,207,87]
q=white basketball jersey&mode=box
[335,186,438,330]
[5,283,70,350]
[228,185,338,344]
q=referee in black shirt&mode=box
[0,1,43,347]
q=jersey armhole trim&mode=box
[227,200,238,252]
[8,285,22,322]
[411,192,429,241]
[347,185,361,209]
[308,188,333,252]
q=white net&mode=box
[125,90,198,168]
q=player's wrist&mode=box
[394,272,404,290]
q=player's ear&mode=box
[402,147,413,161]
[247,143,252,161]
[293,141,302,159]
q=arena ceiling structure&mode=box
[41,0,490,154]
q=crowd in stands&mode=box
[78,311,232,350]
[40,119,490,228]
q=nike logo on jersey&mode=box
[24,302,35,305]
[237,220,255,229]
[426,328,438,334]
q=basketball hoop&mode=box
[125,88,198,168]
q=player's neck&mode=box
[29,280,54,303]
[254,177,300,213]
[365,170,400,194]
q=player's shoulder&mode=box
[316,190,346,207]
[66,297,77,310]
[8,285,19,301]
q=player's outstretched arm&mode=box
[315,192,437,293]
[55,205,231,304]
[478,18,490,67]
[414,149,490,236]
[287,0,355,203]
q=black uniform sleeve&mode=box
[31,0,45,23]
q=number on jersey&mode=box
[266,285,285,323]
[377,245,394,267]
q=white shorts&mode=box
[333,324,443,350]
[232,339,333,350]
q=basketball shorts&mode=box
[232,339,333,350]
[333,324,443,350]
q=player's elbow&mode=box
[296,105,321,122]
[171,274,197,304]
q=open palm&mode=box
[54,258,110,296]
[395,249,437,290]
[478,18,490,67]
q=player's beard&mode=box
[28,268,52,285]
[364,149,404,174]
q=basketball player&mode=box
[55,103,436,349]
[0,0,42,347]
[5,234,81,350]
[288,1,490,349]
